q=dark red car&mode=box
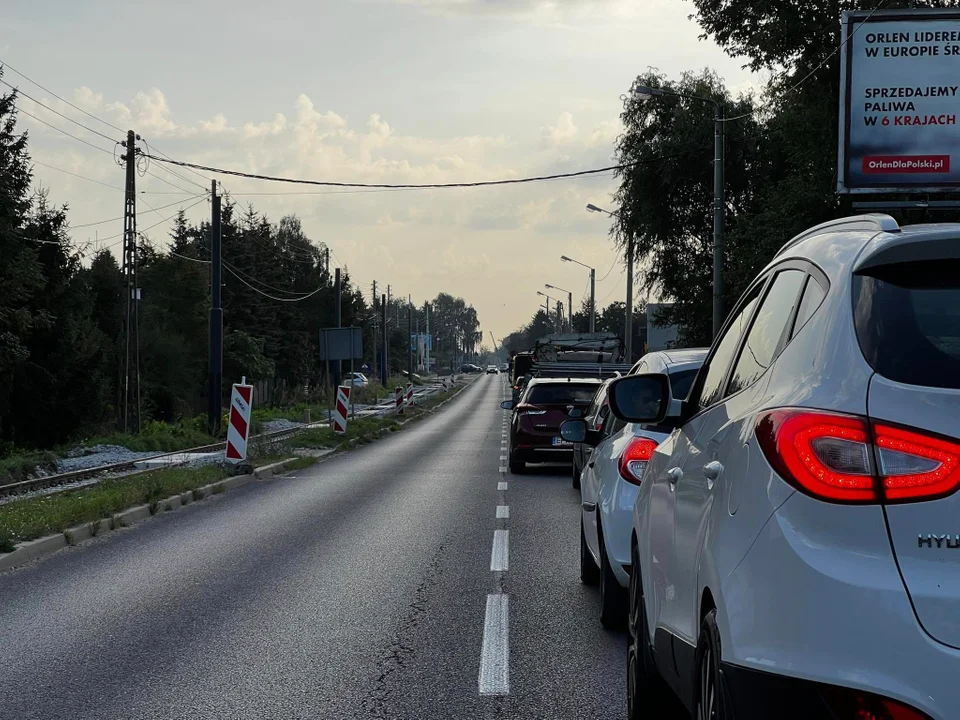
[503,377,602,473]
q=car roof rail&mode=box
[776,214,900,257]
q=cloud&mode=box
[541,111,578,147]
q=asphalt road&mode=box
[0,374,629,719]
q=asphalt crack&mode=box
[359,542,446,718]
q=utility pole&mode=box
[566,290,573,332]
[371,280,378,381]
[334,268,342,389]
[119,129,141,433]
[589,267,596,333]
[713,104,725,339]
[424,302,430,375]
[325,247,330,276]
[407,297,414,383]
[381,293,388,386]
[625,235,634,364]
[208,180,223,435]
[556,300,563,331]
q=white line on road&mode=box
[498,481,508,489]
[490,529,509,571]
[499,455,507,460]
[479,594,509,695]
[496,505,509,519]
[498,467,507,473]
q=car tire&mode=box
[627,541,677,719]
[572,459,581,489]
[509,454,525,474]
[694,609,730,720]
[598,520,627,630]
[580,517,600,586]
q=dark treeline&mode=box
[0,81,480,452]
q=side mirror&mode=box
[560,419,587,443]
[500,400,514,410]
[568,407,584,419]
[608,373,671,424]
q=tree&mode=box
[612,68,762,345]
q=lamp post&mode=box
[587,203,633,362]
[560,255,595,333]
[536,290,555,329]
[545,283,573,332]
[633,85,725,339]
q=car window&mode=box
[667,368,699,401]
[790,275,826,339]
[727,269,806,396]
[631,360,647,375]
[696,286,763,409]
[854,259,960,389]
[604,415,626,437]
[526,384,600,404]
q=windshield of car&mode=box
[854,259,960,389]
[525,384,599,405]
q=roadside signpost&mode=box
[226,377,253,470]
[334,385,350,435]
[839,8,960,197]
[406,382,414,408]
[396,386,405,415]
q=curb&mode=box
[0,456,305,572]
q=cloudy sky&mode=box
[3,0,755,340]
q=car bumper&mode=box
[720,491,959,719]
[510,447,574,463]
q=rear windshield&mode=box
[853,260,960,389]
[526,384,599,405]
[667,368,699,401]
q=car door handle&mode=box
[667,467,682,491]
[702,461,723,489]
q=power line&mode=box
[142,138,212,186]
[597,256,619,282]
[144,168,198,195]
[597,269,625,305]
[100,195,207,248]
[1,78,122,144]
[30,159,124,190]
[224,263,326,302]
[169,249,210,264]
[0,58,125,133]
[723,0,887,123]
[13,103,115,155]
[143,149,702,190]
[223,259,320,296]
[139,137,208,190]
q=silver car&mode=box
[611,214,960,719]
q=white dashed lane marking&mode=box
[490,529,509,571]
[478,594,510,695]
[496,505,509,519]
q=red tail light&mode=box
[619,437,659,486]
[820,685,931,719]
[756,409,960,504]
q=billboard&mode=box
[318,327,363,361]
[838,9,960,194]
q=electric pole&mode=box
[208,180,223,435]
[589,267,596,333]
[334,267,342,389]
[424,302,430,375]
[119,130,141,433]
[371,280,378,381]
[381,293,388,386]
[408,297,414,383]
[625,235,634,364]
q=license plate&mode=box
[553,436,572,447]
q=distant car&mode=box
[562,348,706,628]
[348,372,369,388]
[501,377,602,473]
[486,365,499,374]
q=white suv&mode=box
[611,215,960,719]
[566,349,705,629]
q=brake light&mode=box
[619,437,659,485]
[820,684,931,719]
[756,409,960,504]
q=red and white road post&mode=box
[226,377,253,466]
[395,385,405,415]
[406,382,414,407]
[334,385,350,435]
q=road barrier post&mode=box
[396,386,405,415]
[226,377,253,470]
[334,385,350,435]
[406,382,414,407]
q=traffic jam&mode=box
[500,211,960,719]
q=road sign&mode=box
[838,8,960,194]
[319,327,363,361]
[334,385,350,435]
[226,379,253,464]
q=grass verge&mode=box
[0,465,228,547]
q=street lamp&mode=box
[560,255,596,333]
[634,84,725,339]
[545,283,573,332]
[586,202,634,363]
[536,290,554,321]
